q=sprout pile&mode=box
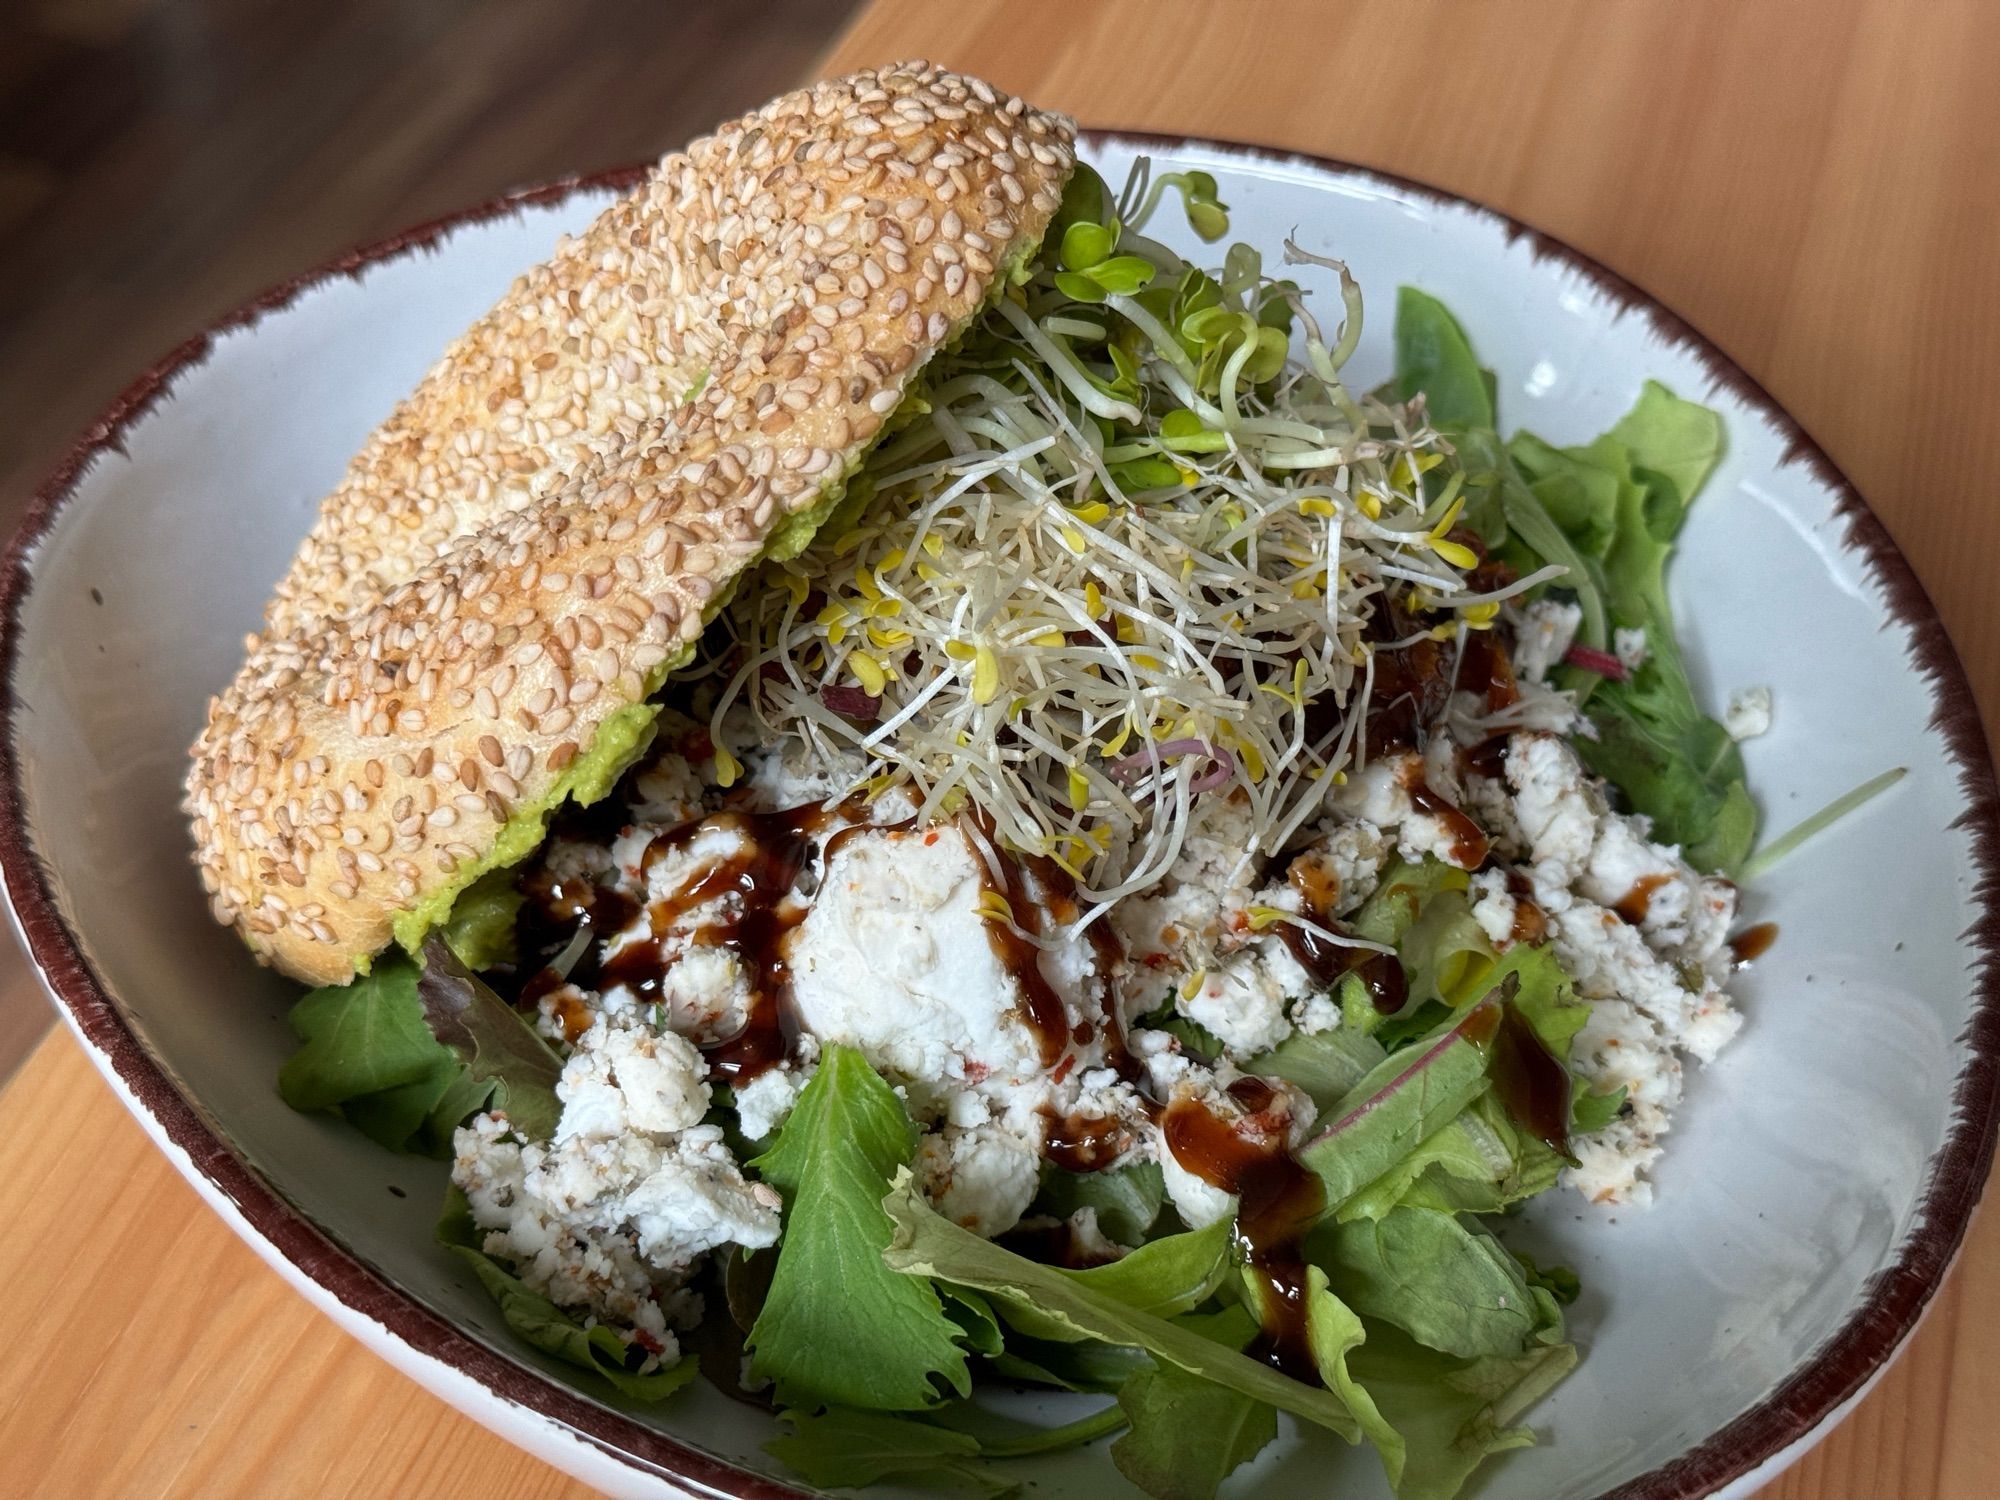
[705,162,1558,924]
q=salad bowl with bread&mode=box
[5,62,1996,1500]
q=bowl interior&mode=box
[7,141,1994,1498]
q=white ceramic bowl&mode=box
[4,137,1996,1500]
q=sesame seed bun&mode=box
[186,62,1076,986]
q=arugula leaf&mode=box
[437,1188,695,1402]
[1030,1160,1166,1247]
[766,1408,1012,1496]
[995,1218,1234,1343]
[416,937,564,1142]
[881,1168,1363,1439]
[1314,1208,1543,1360]
[1348,1322,1577,1500]
[748,1045,970,1409]
[1297,998,1503,1208]
[1577,678,1756,872]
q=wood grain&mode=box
[1,0,1997,1495]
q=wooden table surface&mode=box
[4,0,1999,1494]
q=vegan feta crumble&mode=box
[452,695,1747,1352]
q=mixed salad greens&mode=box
[274,163,1802,1499]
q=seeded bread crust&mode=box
[187,62,1075,985]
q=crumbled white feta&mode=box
[556,1022,710,1142]
[1330,753,1479,870]
[1508,599,1582,682]
[1461,731,1742,1204]
[1181,943,1302,1056]
[1613,627,1650,673]
[918,1122,1043,1237]
[1110,792,1263,973]
[790,824,1101,1113]
[1725,686,1772,741]
[1065,1207,1127,1262]
[733,1058,815,1143]
[451,1015,781,1362]
[1153,1071,1317,1230]
[1503,732,1604,899]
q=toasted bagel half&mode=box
[187,63,1075,984]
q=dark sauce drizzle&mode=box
[1487,1001,1573,1158]
[515,792,898,1085]
[1613,872,1674,926]
[1504,869,1549,948]
[1162,1079,1325,1380]
[1401,760,1489,869]
[1272,858,1410,1015]
[1042,1110,1134,1174]
[966,818,1134,1084]
[1728,921,1779,968]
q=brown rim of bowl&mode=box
[0,132,1995,1499]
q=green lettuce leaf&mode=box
[279,955,449,1113]
[1336,858,1466,1036]
[1297,998,1502,1209]
[1513,1251,1582,1308]
[340,1057,479,1156]
[986,1335,1151,1393]
[1245,1026,1389,1113]
[1303,1270,1404,1482]
[438,866,525,970]
[1349,1090,1564,1221]
[1348,1322,1577,1500]
[277,954,493,1154]
[766,1408,1012,1496]
[939,1284,1007,1358]
[1572,1084,1628,1135]
[748,1045,970,1409]
[1393,286,1494,431]
[437,1188,695,1402]
[1510,382,1750,870]
[995,1218,1235,1343]
[1029,1160,1166,1247]
[1394,289,1609,647]
[1314,1208,1544,1360]
[881,1168,1363,1440]
[1397,889,1498,1017]
[416,937,564,1142]
[1611,378,1725,514]
[1112,1306,1276,1500]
